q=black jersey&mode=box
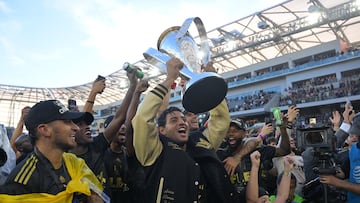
[76,134,109,185]
[217,143,276,201]
[0,147,70,195]
[104,146,130,203]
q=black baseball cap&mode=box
[25,100,93,131]
[230,118,247,130]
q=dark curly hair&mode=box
[157,106,182,128]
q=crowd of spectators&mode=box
[227,90,279,112]
[280,74,360,106]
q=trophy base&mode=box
[182,72,228,114]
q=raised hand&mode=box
[329,111,341,131]
[92,77,106,94]
[250,150,261,168]
[166,57,183,81]
[286,105,300,123]
[135,79,149,94]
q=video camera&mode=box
[296,126,335,150]
[296,126,338,174]
[298,127,344,202]
[0,148,7,167]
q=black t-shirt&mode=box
[76,134,109,191]
[103,147,130,203]
[103,147,146,203]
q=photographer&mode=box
[319,112,360,203]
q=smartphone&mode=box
[68,99,78,111]
[96,75,106,81]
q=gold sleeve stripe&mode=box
[15,154,35,181]
[23,159,38,185]
[158,84,168,93]
[151,90,163,99]
[154,85,167,96]
[15,155,38,184]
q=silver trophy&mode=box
[143,17,227,114]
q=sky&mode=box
[0,0,285,88]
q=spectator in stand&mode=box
[0,100,104,203]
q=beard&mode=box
[228,138,242,153]
[56,141,76,152]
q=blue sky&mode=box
[0,0,284,88]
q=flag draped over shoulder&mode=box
[0,152,103,203]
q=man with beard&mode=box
[132,58,236,203]
[217,111,293,202]
[0,100,104,203]
[69,69,138,198]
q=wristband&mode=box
[86,100,94,104]
[258,133,264,140]
[284,171,291,177]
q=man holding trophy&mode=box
[131,17,236,203]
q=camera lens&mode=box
[0,148,7,167]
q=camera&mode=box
[296,126,337,175]
[298,127,344,202]
[296,126,334,150]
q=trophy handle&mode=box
[143,47,196,79]
[176,17,210,66]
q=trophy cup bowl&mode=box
[143,18,228,114]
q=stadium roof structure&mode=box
[1,0,360,127]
